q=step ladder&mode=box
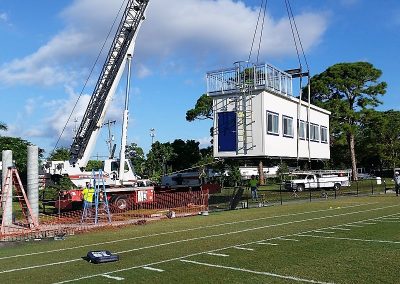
[81,170,112,224]
[1,167,38,233]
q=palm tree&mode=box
[0,121,7,131]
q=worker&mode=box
[394,172,400,196]
[82,182,95,209]
[249,175,259,200]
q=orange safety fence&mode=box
[0,190,209,241]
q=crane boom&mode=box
[70,0,149,167]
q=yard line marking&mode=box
[379,220,399,223]
[358,222,376,225]
[206,252,229,257]
[102,275,124,281]
[0,202,376,261]
[277,237,299,242]
[143,267,164,272]
[343,224,363,228]
[314,231,335,234]
[234,247,254,251]
[257,242,278,246]
[329,227,351,231]
[298,234,400,244]
[180,259,334,284]
[0,259,79,275]
[54,210,400,284]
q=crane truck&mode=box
[44,0,154,211]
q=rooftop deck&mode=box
[207,62,293,97]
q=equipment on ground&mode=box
[1,167,39,233]
[86,250,119,264]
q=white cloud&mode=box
[197,136,212,149]
[0,0,328,86]
[137,63,152,78]
[0,12,8,22]
[141,0,328,63]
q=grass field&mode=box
[0,195,399,283]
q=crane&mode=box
[46,0,150,188]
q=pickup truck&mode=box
[284,173,350,191]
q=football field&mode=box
[0,195,399,283]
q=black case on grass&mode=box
[86,250,119,264]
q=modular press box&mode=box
[207,62,330,160]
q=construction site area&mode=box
[1,0,399,282]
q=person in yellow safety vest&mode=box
[249,175,259,200]
[82,182,95,208]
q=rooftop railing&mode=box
[207,63,293,97]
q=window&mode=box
[321,126,328,143]
[267,111,279,135]
[299,120,306,139]
[282,116,293,137]
[310,123,320,142]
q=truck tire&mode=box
[113,195,128,211]
[297,184,305,192]
[333,183,341,191]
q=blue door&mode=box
[218,112,237,152]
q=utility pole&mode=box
[150,128,155,145]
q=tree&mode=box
[85,160,104,171]
[0,122,7,132]
[169,139,201,171]
[358,110,400,171]
[48,147,70,161]
[186,94,213,122]
[0,136,44,183]
[126,143,146,177]
[145,141,175,182]
[309,62,387,180]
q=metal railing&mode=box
[207,63,293,97]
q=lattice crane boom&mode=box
[70,0,149,167]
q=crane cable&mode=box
[247,0,268,65]
[284,0,310,72]
[52,0,128,156]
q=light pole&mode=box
[150,128,155,145]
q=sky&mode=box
[0,0,399,160]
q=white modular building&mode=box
[206,62,330,160]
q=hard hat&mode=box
[395,171,399,175]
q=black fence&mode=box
[208,177,398,211]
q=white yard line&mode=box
[329,227,351,231]
[102,275,125,281]
[180,259,335,284]
[233,246,254,251]
[357,222,376,225]
[0,203,376,261]
[297,234,400,244]
[53,209,399,284]
[142,267,164,272]
[314,231,335,234]
[206,252,229,257]
[257,242,279,246]
[343,224,363,228]
[277,237,299,241]
[378,220,399,223]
